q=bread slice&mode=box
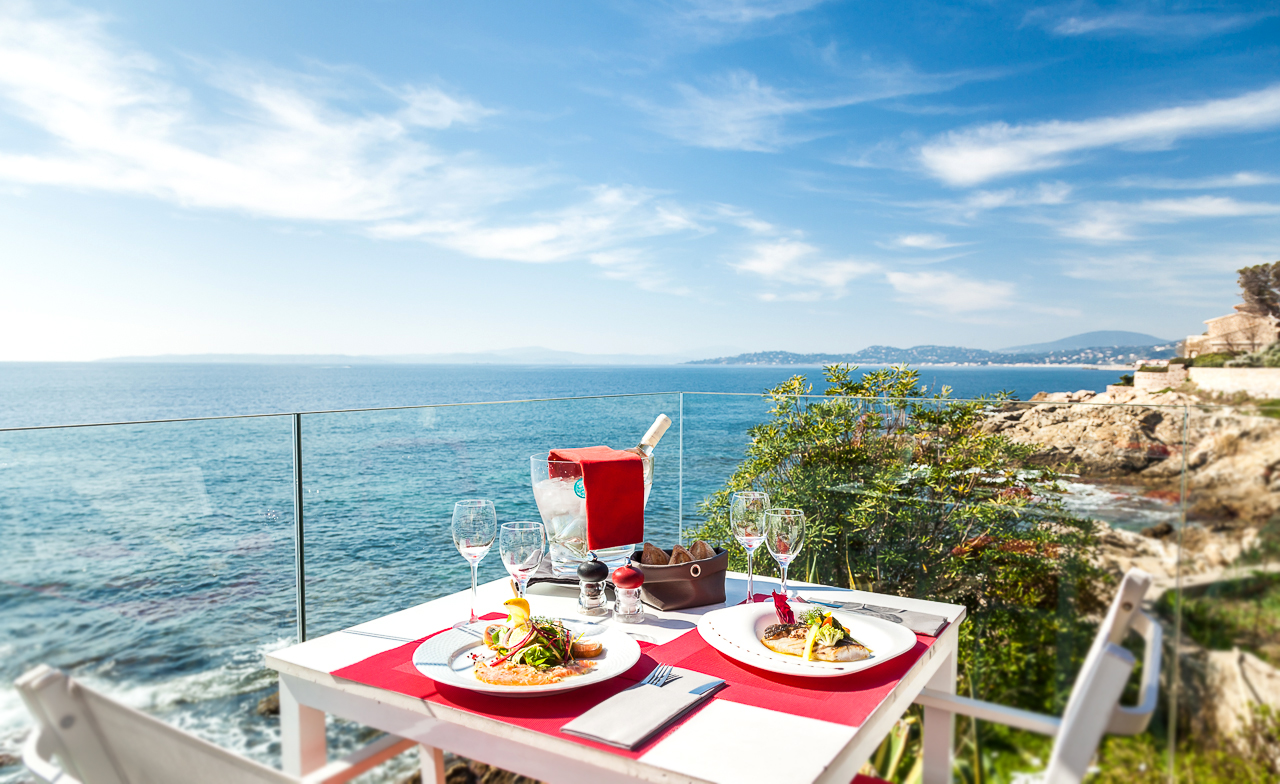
[641,542,670,565]
[670,544,694,564]
[690,540,716,561]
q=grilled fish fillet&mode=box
[760,623,871,662]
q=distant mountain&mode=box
[1000,331,1172,353]
[688,343,1177,366]
[98,346,720,366]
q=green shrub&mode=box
[692,364,1108,721]
[1116,374,1134,387]
[1137,365,1167,373]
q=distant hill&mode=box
[688,343,1177,366]
[1000,331,1172,353]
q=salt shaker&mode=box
[576,553,609,616]
[611,559,645,623]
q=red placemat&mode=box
[331,611,938,757]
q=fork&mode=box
[638,663,673,688]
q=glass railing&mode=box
[5,386,1275,783]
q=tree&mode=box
[1237,261,1280,319]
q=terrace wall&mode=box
[1189,367,1280,398]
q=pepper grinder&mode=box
[611,559,645,623]
[576,552,610,616]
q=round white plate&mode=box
[413,621,641,697]
[697,603,918,677]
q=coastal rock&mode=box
[986,389,1280,526]
[1092,520,1260,589]
[256,691,279,717]
[0,752,18,768]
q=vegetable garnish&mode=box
[477,613,604,686]
[772,592,795,624]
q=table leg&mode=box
[418,745,446,784]
[922,644,957,784]
[280,676,328,776]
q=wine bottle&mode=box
[628,414,671,484]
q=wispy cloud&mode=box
[1026,4,1275,38]
[646,63,992,152]
[0,1,721,289]
[671,0,828,26]
[919,84,1280,186]
[1115,171,1280,189]
[881,233,965,250]
[884,270,1016,314]
[1058,196,1280,241]
[731,239,878,298]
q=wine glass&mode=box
[500,521,546,599]
[452,499,497,627]
[764,508,805,596]
[730,491,769,603]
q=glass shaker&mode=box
[576,553,609,616]
[611,559,645,623]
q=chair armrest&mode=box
[23,726,84,784]
[300,735,416,784]
[1107,610,1162,736]
[915,689,1062,737]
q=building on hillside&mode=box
[1180,305,1280,357]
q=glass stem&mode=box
[469,561,479,624]
[780,562,789,596]
[517,578,528,599]
[746,548,755,603]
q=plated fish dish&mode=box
[761,594,871,663]
[475,598,604,686]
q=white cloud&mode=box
[1115,171,1280,189]
[1027,5,1275,38]
[884,271,1016,313]
[1059,196,1280,241]
[0,1,721,286]
[732,239,878,297]
[919,84,1280,186]
[883,233,963,250]
[672,0,828,26]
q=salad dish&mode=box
[413,598,641,696]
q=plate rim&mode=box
[412,624,642,696]
[697,602,919,677]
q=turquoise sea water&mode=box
[0,363,1124,778]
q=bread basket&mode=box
[629,546,728,611]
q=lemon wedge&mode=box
[504,597,531,626]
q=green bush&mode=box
[1137,365,1167,373]
[1116,374,1134,387]
[691,364,1108,719]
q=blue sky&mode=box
[1,0,1278,360]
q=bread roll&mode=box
[690,540,716,561]
[641,542,670,565]
[670,544,694,564]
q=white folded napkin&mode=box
[561,667,724,750]
[832,601,948,637]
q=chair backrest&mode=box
[17,664,295,784]
[1043,568,1154,784]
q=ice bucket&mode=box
[530,452,653,578]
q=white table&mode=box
[266,573,966,784]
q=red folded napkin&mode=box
[548,446,644,550]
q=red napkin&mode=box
[548,446,644,550]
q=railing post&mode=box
[293,413,307,643]
[678,392,684,546]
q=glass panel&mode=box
[681,378,1194,782]
[300,393,682,636]
[0,416,295,778]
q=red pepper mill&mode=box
[611,558,645,623]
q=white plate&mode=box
[413,621,642,697]
[697,603,918,677]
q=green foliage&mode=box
[1237,261,1280,321]
[1117,374,1134,386]
[1157,573,1280,666]
[1193,352,1237,367]
[692,364,1109,720]
[1227,343,1280,368]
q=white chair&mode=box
[16,664,417,784]
[909,567,1162,784]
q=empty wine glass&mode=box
[452,499,497,627]
[730,491,769,603]
[764,508,805,596]
[500,521,546,599]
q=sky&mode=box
[1,0,1278,361]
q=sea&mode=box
[0,362,1179,780]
